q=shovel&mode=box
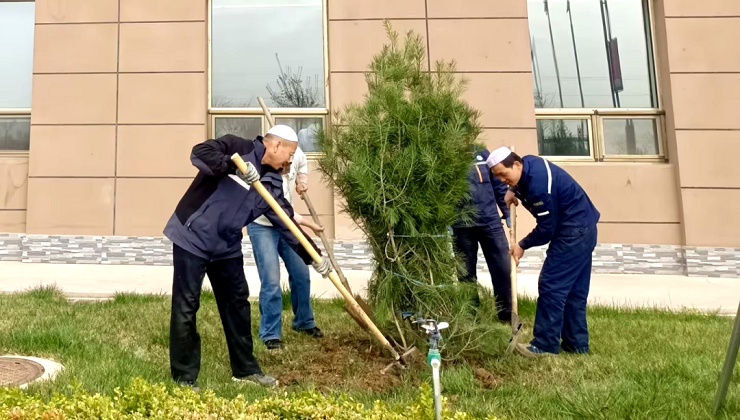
[232,154,419,372]
[256,97,374,329]
[506,191,523,353]
[505,145,523,353]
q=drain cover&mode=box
[0,357,45,386]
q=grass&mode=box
[0,284,738,419]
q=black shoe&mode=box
[177,379,201,393]
[294,326,324,338]
[264,339,283,350]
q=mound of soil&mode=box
[265,333,419,392]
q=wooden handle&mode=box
[231,154,399,361]
[508,145,519,330]
[301,192,354,294]
[257,97,275,127]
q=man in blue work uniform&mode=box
[163,125,332,390]
[453,146,512,322]
[487,146,600,357]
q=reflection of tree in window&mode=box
[538,119,589,157]
[266,53,320,109]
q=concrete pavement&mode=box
[0,261,738,314]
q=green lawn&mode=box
[0,285,738,419]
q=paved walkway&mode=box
[0,261,738,314]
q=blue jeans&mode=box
[247,222,316,341]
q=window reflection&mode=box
[211,0,325,108]
[527,0,657,109]
[537,119,591,156]
[275,117,322,152]
[603,118,659,155]
[0,118,31,151]
[0,2,34,108]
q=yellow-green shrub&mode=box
[0,378,499,420]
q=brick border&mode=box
[0,234,737,278]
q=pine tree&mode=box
[316,22,505,358]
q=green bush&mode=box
[0,378,499,419]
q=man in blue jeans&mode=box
[248,145,325,350]
[452,146,512,322]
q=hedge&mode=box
[0,378,499,419]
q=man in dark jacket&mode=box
[453,146,512,322]
[163,125,331,390]
[488,146,600,358]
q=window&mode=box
[527,0,663,161]
[0,1,34,153]
[209,0,327,152]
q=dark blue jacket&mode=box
[163,135,319,262]
[512,155,600,250]
[454,149,510,228]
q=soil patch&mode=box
[266,333,419,392]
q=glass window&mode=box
[602,118,659,155]
[214,117,263,140]
[0,1,35,109]
[527,0,657,109]
[275,117,322,152]
[537,118,591,157]
[0,118,31,151]
[211,0,325,109]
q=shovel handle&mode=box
[257,97,275,127]
[231,154,400,361]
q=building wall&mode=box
[1,0,738,259]
[25,0,206,236]
[662,0,740,247]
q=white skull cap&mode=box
[266,125,298,142]
[486,146,512,168]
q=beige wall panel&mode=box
[666,18,740,73]
[329,72,367,111]
[329,20,428,72]
[328,0,425,19]
[31,74,117,125]
[0,159,28,210]
[26,178,114,234]
[480,129,538,156]
[664,0,740,17]
[36,0,118,23]
[115,178,190,236]
[671,74,740,130]
[29,126,116,177]
[0,210,26,233]
[676,130,740,188]
[464,73,535,128]
[34,24,118,73]
[427,0,527,18]
[117,125,205,177]
[596,223,682,245]
[119,22,206,73]
[682,189,740,247]
[428,19,531,72]
[287,161,334,215]
[561,163,680,223]
[332,194,364,241]
[120,0,205,22]
[118,73,206,124]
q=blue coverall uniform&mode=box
[512,155,600,353]
[453,149,512,321]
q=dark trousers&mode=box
[453,223,512,321]
[532,226,597,354]
[169,244,262,382]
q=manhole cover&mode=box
[0,357,45,386]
